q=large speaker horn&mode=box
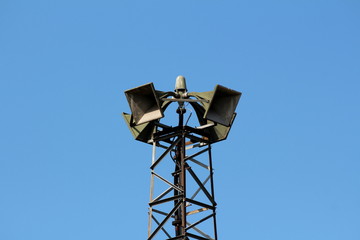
[205,85,241,126]
[125,83,164,125]
[190,102,236,143]
[122,113,156,143]
[189,85,241,126]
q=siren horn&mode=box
[189,85,241,127]
[124,83,164,125]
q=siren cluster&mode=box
[123,76,241,144]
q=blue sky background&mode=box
[1,0,359,239]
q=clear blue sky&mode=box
[1,0,359,239]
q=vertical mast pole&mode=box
[174,106,186,238]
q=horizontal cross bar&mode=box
[150,195,183,207]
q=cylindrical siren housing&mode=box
[175,75,187,92]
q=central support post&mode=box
[173,107,187,237]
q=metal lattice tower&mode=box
[123,76,241,240]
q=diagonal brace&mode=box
[187,165,216,206]
[151,137,181,170]
[151,215,172,238]
[153,187,173,202]
[153,172,183,193]
[185,213,215,231]
[148,201,182,240]
[184,147,209,161]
